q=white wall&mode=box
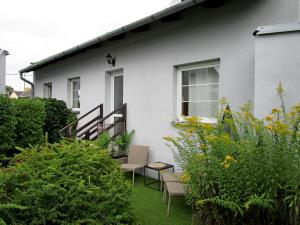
[0,51,7,94]
[34,0,299,169]
[254,32,300,118]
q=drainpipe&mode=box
[19,72,34,98]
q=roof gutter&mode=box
[19,72,34,98]
[19,0,205,73]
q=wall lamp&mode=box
[106,53,115,66]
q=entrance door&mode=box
[111,71,123,123]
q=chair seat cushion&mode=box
[121,163,143,171]
[165,181,185,196]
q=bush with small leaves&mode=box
[0,140,133,225]
[0,96,16,156]
[13,98,46,148]
[41,98,77,143]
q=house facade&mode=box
[20,0,300,167]
[0,48,9,94]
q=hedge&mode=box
[0,97,77,160]
[41,98,77,143]
[13,98,46,148]
[0,141,133,224]
[0,97,16,155]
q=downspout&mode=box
[19,72,34,98]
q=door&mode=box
[111,71,123,123]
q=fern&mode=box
[244,194,275,211]
[197,197,244,216]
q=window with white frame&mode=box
[69,77,80,109]
[43,82,52,98]
[177,61,220,120]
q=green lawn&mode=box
[130,175,192,225]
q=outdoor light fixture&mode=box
[106,54,115,66]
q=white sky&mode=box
[1,0,171,91]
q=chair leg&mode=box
[163,183,165,202]
[132,170,135,186]
[163,183,167,203]
[167,194,171,216]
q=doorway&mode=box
[111,70,123,123]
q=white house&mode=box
[20,0,300,167]
[0,48,9,94]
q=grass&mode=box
[130,175,192,225]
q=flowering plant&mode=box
[165,85,300,225]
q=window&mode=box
[43,82,52,98]
[69,78,80,109]
[177,61,220,120]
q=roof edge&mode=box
[254,23,300,36]
[20,0,206,73]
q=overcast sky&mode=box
[1,0,171,91]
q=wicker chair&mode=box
[120,145,149,185]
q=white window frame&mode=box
[69,77,80,111]
[176,61,220,122]
[43,82,52,98]
[110,70,123,121]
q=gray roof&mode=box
[20,0,206,73]
[254,23,300,36]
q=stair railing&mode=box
[59,103,103,138]
[78,103,127,140]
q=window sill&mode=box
[171,121,186,125]
[171,117,217,125]
[71,109,80,114]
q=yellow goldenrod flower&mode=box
[187,128,195,134]
[180,173,190,183]
[225,155,238,163]
[266,124,273,131]
[221,155,237,168]
[265,115,273,122]
[202,123,213,129]
[223,163,230,169]
[271,108,280,114]
[207,135,217,142]
[186,116,199,124]
[225,155,234,161]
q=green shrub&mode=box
[96,130,135,158]
[13,98,46,148]
[41,98,77,143]
[115,130,135,156]
[0,96,16,155]
[166,99,300,224]
[0,141,133,224]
